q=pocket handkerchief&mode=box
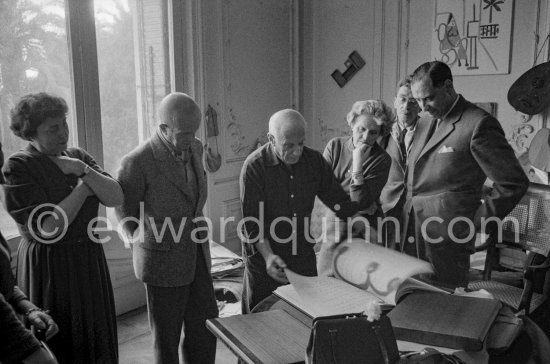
[438,145,455,153]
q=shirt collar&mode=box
[264,143,280,166]
[398,116,419,132]
[264,142,305,167]
[157,127,176,153]
[156,127,190,163]
[441,94,460,121]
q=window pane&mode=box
[95,0,170,175]
[94,0,170,224]
[0,0,75,238]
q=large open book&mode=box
[274,239,502,351]
[274,239,449,318]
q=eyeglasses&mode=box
[397,97,418,105]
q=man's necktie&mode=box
[404,129,413,152]
[397,128,407,155]
[174,146,192,164]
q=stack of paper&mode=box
[210,241,243,278]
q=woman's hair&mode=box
[346,99,394,136]
[10,92,68,141]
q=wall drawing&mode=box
[318,117,351,146]
[506,112,548,184]
[432,0,513,75]
[225,121,270,159]
[250,133,268,152]
[225,119,251,161]
[509,122,535,155]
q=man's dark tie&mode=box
[174,146,192,164]
[398,128,407,154]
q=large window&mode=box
[95,0,170,224]
[95,0,170,175]
[0,0,171,238]
[0,0,76,238]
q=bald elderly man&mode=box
[240,109,359,313]
[116,93,217,364]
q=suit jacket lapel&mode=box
[417,119,455,161]
[409,118,436,166]
[190,141,207,213]
[387,134,406,171]
[416,96,466,162]
[150,133,194,198]
[387,121,407,169]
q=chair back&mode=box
[471,183,550,314]
[499,183,550,257]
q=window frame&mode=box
[66,0,104,162]
[65,0,194,165]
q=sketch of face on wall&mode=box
[227,122,249,157]
[252,134,268,151]
[509,123,535,155]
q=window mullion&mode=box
[65,0,104,165]
[168,0,185,94]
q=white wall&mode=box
[303,0,383,149]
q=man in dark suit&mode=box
[116,93,218,364]
[403,61,528,288]
[380,77,424,249]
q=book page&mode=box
[332,239,434,305]
[273,284,324,317]
[282,269,383,317]
[209,241,243,278]
[394,277,451,304]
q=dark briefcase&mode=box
[305,313,399,364]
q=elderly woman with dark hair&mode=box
[2,92,123,363]
[323,100,394,240]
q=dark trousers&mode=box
[145,250,218,364]
[403,210,470,289]
[382,204,405,250]
[241,252,282,314]
[241,246,317,314]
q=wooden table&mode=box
[207,309,309,364]
[207,295,549,364]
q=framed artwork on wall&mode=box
[431,0,514,75]
[506,113,550,185]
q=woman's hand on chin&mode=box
[352,142,372,170]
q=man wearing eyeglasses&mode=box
[380,77,425,250]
